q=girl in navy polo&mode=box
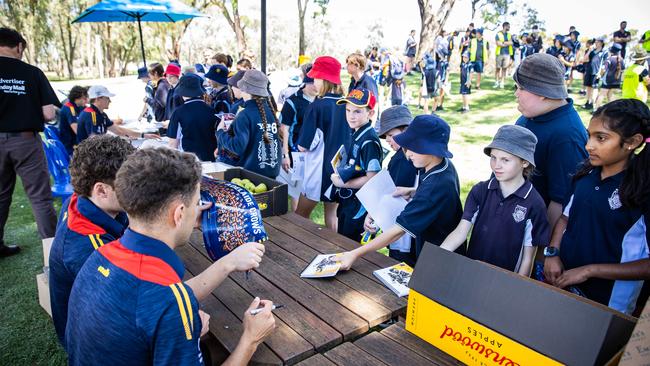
[295,56,350,230]
[440,125,550,275]
[205,64,232,114]
[544,99,650,314]
[216,70,281,179]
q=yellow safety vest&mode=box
[495,32,513,56]
[622,64,648,103]
[643,30,650,52]
[470,38,488,62]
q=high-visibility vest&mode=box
[622,64,648,103]
[470,38,488,62]
[496,32,513,56]
[643,30,650,52]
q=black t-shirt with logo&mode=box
[0,56,59,132]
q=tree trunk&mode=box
[298,0,308,58]
[415,0,456,62]
[215,1,248,56]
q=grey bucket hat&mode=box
[513,53,568,100]
[377,105,413,137]
[484,125,538,167]
[237,70,269,97]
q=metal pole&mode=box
[137,16,147,68]
[261,0,266,73]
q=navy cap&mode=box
[195,63,206,74]
[302,65,314,84]
[137,67,148,79]
[336,88,377,109]
[205,64,229,84]
[227,70,246,87]
[393,115,453,158]
[610,43,622,53]
[175,74,206,98]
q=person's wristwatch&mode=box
[543,247,560,258]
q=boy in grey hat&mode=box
[513,53,587,231]
[440,124,550,276]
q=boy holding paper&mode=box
[330,88,383,241]
[339,115,463,270]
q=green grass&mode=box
[2,69,638,364]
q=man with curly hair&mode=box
[48,134,135,347]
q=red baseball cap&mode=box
[164,63,181,77]
[307,56,341,85]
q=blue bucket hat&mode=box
[393,115,453,158]
[205,64,229,84]
[175,74,206,98]
[137,67,149,79]
[195,63,206,74]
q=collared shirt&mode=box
[210,86,232,114]
[49,194,128,347]
[348,73,379,100]
[165,86,185,120]
[279,89,312,152]
[296,93,350,201]
[66,229,203,365]
[168,98,218,162]
[336,122,383,203]
[76,104,113,144]
[387,148,417,188]
[515,99,588,205]
[560,168,649,314]
[59,101,82,155]
[396,158,463,257]
[462,178,550,272]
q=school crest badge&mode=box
[512,205,527,223]
[608,189,622,210]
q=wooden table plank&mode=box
[263,240,392,327]
[177,244,315,364]
[264,217,385,284]
[381,322,462,366]
[265,224,407,316]
[179,273,282,365]
[183,240,342,354]
[294,354,337,366]
[354,332,437,366]
[275,213,398,268]
[323,342,389,366]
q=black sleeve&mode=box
[37,68,60,107]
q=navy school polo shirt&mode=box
[348,73,379,100]
[515,99,588,206]
[49,194,128,347]
[210,86,232,114]
[66,229,203,365]
[58,101,82,155]
[168,98,218,162]
[216,99,281,178]
[387,148,418,188]
[76,104,113,144]
[165,86,185,120]
[463,178,550,272]
[395,158,464,257]
[296,93,351,202]
[560,168,649,314]
[279,89,312,152]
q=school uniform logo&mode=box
[512,205,527,223]
[608,189,622,210]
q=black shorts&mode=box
[583,73,599,88]
[460,84,471,95]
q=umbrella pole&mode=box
[137,16,146,68]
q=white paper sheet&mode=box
[356,169,408,232]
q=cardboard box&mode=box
[406,244,637,366]
[42,237,53,267]
[36,273,52,317]
[619,297,650,366]
[208,168,288,218]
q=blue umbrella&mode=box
[72,0,204,68]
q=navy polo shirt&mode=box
[348,73,379,99]
[165,86,185,120]
[337,122,382,183]
[515,99,588,205]
[387,148,417,188]
[49,194,128,347]
[279,89,312,152]
[216,99,281,178]
[168,99,218,162]
[463,179,550,272]
[76,104,113,144]
[66,229,203,365]
[58,101,82,155]
[560,168,649,314]
[396,158,463,257]
[296,93,351,202]
[210,86,232,114]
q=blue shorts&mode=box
[473,61,484,73]
[460,84,471,95]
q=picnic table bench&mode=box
[177,213,409,365]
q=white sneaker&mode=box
[499,82,504,89]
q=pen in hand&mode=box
[250,304,284,316]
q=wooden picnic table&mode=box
[295,321,462,366]
[176,213,408,365]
